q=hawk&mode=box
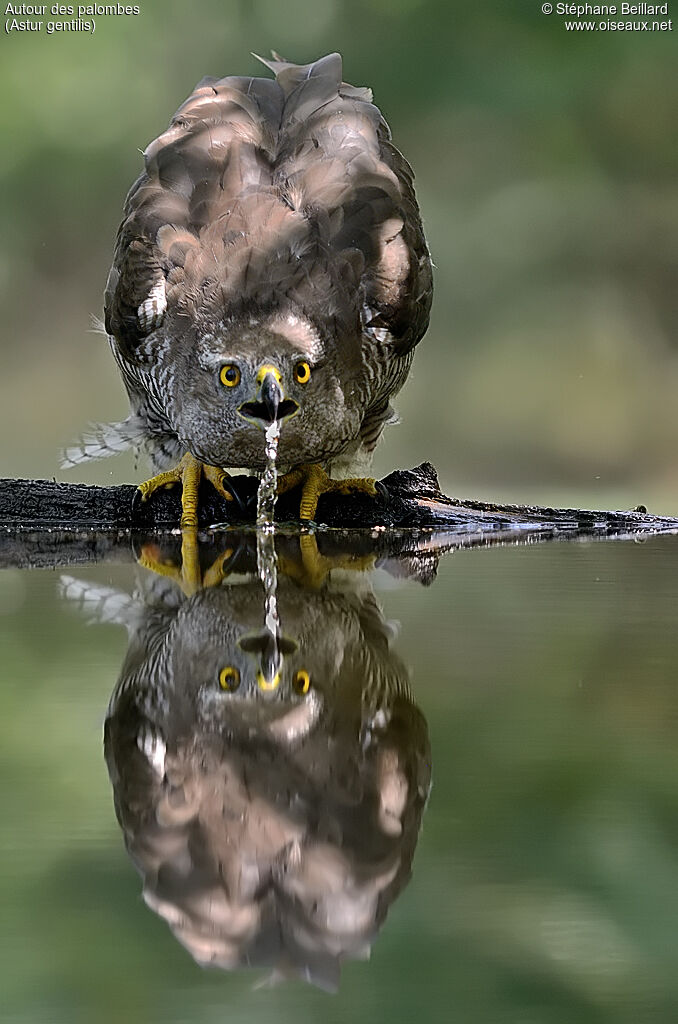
[61,555,432,988]
[70,52,433,522]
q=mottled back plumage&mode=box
[71,53,432,478]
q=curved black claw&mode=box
[220,537,247,575]
[218,475,248,517]
[131,487,143,515]
[375,480,391,504]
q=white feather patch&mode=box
[361,304,393,345]
[138,278,167,332]
[137,728,166,777]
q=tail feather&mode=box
[252,51,341,94]
[60,416,147,468]
[59,575,139,629]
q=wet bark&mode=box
[0,463,676,577]
[0,462,675,531]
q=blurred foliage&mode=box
[3,540,678,1020]
[0,0,677,509]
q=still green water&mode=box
[2,533,678,1023]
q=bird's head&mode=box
[166,308,362,472]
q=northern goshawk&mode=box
[68,52,433,522]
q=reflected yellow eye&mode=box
[219,666,240,691]
[294,361,311,385]
[293,669,311,695]
[219,364,241,387]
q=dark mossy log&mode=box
[1,463,677,577]
[0,462,677,534]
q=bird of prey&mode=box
[61,551,432,989]
[70,51,433,523]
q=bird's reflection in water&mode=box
[66,533,431,990]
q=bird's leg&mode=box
[277,463,378,521]
[136,454,239,593]
[177,527,201,593]
[278,534,377,589]
[136,532,236,596]
[136,452,234,527]
[135,529,201,594]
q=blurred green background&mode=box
[0,0,677,511]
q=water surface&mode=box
[2,532,678,1022]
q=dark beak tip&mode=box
[261,377,281,423]
[238,372,300,426]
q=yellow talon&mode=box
[277,463,378,521]
[136,529,201,594]
[278,534,377,588]
[202,464,236,504]
[202,547,234,589]
[136,542,183,582]
[137,534,235,596]
[137,452,233,527]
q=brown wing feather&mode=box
[105,53,431,359]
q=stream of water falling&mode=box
[256,419,280,529]
[256,418,281,653]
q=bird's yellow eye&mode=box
[219,364,241,388]
[293,669,311,695]
[219,666,240,691]
[294,361,311,385]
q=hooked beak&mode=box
[256,633,282,692]
[261,372,282,423]
[239,629,297,695]
[238,365,299,427]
